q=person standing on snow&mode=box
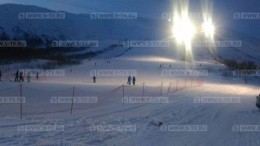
[19,71,24,82]
[15,70,19,82]
[256,94,260,109]
[93,76,96,83]
[27,73,31,83]
[133,76,136,85]
[128,75,132,85]
[36,72,39,80]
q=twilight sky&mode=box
[0,0,259,14]
[0,0,94,14]
[0,0,259,39]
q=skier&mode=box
[256,94,260,109]
[0,69,2,81]
[36,72,39,80]
[127,75,132,85]
[19,71,24,82]
[15,70,19,82]
[93,76,96,83]
[27,73,31,83]
[133,76,136,85]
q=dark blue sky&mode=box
[0,0,259,15]
[1,0,259,39]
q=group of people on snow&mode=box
[15,70,30,82]
[92,75,136,85]
[159,64,173,68]
[14,70,39,83]
[127,75,136,85]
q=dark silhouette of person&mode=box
[36,72,39,80]
[15,70,19,82]
[256,94,260,109]
[133,76,136,85]
[93,76,96,83]
[27,73,31,83]
[128,75,131,85]
[19,71,24,82]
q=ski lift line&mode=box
[4,85,169,118]
[34,86,122,115]
[167,78,203,94]
[143,82,163,87]
[0,81,204,118]
[5,83,168,118]
[97,85,122,98]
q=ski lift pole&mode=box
[123,84,125,97]
[142,82,145,100]
[176,79,178,91]
[161,82,163,97]
[70,86,76,115]
[20,83,23,120]
[167,82,171,94]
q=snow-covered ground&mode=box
[0,44,259,146]
[0,0,260,145]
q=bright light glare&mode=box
[202,19,215,39]
[172,14,196,49]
